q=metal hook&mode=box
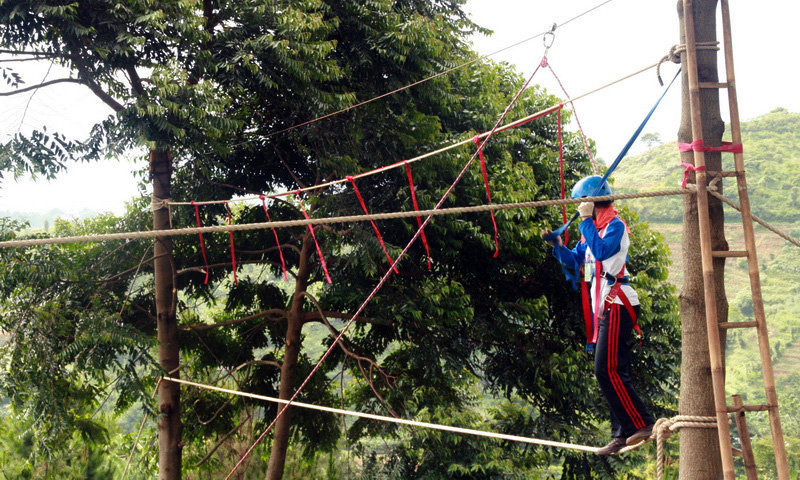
[543,23,557,49]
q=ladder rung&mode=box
[712,250,748,258]
[732,447,743,457]
[719,321,758,329]
[706,170,739,178]
[699,82,729,89]
[727,404,771,413]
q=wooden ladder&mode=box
[681,0,789,479]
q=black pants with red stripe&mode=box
[594,303,654,438]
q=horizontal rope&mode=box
[707,190,800,249]
[163,376,601,454]
[0,189,692,248]
[172,61,661,207]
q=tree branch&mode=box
[176,258,294,278]
[0,78,82,96]
[0,49,70,58]
[179,308,288,331]
[274,148,307,189]
[237,244,302,256]
[300,292,399,417]
[126,65,145,95]
[303,310,392,327]
[82,78,125,112]
[0,57,46,63]
[194,412,252,467]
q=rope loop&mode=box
[657,41,719,85]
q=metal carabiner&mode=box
[543,23,557,49]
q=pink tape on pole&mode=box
[296,190,332,284]
[678,139,743,153]
[347,176,399,274]
[260,195,288,281]
[225,203,238,285]
[473,136,500,258]
[191,201,210,285]
[404,162,432,270]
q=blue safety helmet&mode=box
[571,175,612,198]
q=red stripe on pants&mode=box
[608,304,646,429]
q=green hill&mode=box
[614,108,800,223]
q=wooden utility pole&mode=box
[678,1,789,478]
[677,0,728,477]
[151,149,182,480]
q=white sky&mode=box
[1,0,798,215]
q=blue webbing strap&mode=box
[545,69,681,244]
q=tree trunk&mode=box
[677,1,730,478]
[265,232,313,480]
[152,149,182,480]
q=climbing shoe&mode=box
[626,424,654,446]
[596,438,627,455]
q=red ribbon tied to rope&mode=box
[295,190,332,284]
[680,162,706,188]
[473,135,500,258]
[225,203,238,285]
[346,176,399,274]
[260,195,288,281]
[404,162,432,270]
[191,201,210,285]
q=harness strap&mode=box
[581,263,643,346]
[581,270,593,346]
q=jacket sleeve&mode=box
[578,218,624,261]
[552,240,587,273]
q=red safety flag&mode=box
[405,162,432,270]
[191,201,210,285]
[260,195,288,281]
[225,203,238,285]
[473,135,500,258]
[347,176,399,273]
[296,190,332,284]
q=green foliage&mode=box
[0,410,122,479]
[0,209,159,454]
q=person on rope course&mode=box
[541,175,655,455]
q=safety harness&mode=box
[580,222,642,351]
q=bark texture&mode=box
[677,1,730,478]
[265,233,313,480]
[152,150,182,480]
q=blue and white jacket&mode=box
[552,217,639,309]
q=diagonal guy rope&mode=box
[0,190,693,248]
[223,48,555,479]
[708,190,800,249]
[163,376,602,454]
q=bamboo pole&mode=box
[681,1,736,478]
[731,395,759,480]
[719,2,789,478]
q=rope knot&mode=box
[151,197,172,212]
